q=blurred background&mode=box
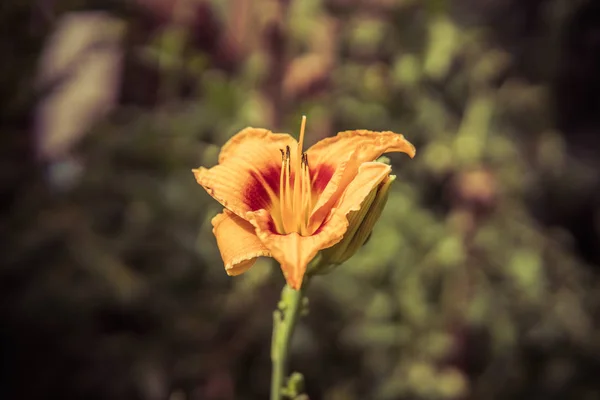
[2,0,600,399]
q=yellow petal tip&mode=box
[407,142,417,159]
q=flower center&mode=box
[277,116,313,236]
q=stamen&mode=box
[279,148,286,231]
[293,117,307,230]
[301,154,311,231]
[298,153,307,235]
[284,146,293,232]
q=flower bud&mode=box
[309,174,396,274]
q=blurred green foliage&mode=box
[3,0,600,399]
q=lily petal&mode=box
[212,209,271,276]
[329,162,392,222]
[194,128,297,219]
[248,162,392,289]
[307,130,416,167]
[307,150,360,233]
[306,130,415,233]
[248,211,341,289]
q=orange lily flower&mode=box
[193,117,415,289]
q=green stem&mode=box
[270,282,308,400]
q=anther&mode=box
[301,152,308,168]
